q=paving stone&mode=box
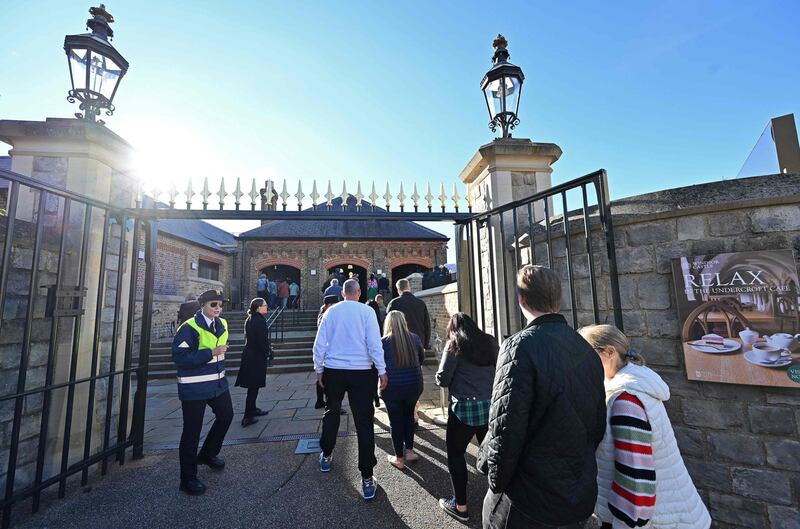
[273,399,310,410]
[260,418,319,438]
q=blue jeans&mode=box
[383,396,419,457]
[281,297,288,308]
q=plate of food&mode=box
[688,334,741,354]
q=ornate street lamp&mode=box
[64,4,129,123]
[481,35,524,138]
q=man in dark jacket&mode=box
[385,278,431,349]
[477,265,606,529]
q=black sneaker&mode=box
[439,497,469,522]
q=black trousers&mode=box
[179,391,233,481]
[482,491,588,529]
[319,368,377,479]
[245,387,259,416]
[446,410,488,505]
[383,396,419,457]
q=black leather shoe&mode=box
[241,416,258,427]
[197,455,225,470]
[252,408,269,417]
[179,478,206,495]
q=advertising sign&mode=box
[672,250,800,387]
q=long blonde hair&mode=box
[383,311,418,369]
[578,324,645,366]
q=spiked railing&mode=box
[136,177,472,218]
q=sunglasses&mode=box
[208,302,223,308]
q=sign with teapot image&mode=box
[672,249,800,387]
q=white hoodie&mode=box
[596,363,711,529]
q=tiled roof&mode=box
[238,196,448,241]
[142,196,238,254]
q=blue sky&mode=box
[1,1,798,260]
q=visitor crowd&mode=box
[172,264,711,529]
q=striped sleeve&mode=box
[608,392,656,529]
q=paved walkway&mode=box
[17,429,487,529]
[142,367,448,449]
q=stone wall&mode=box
[415,282,460,348]
[134,231,234,342]
[512,173,800,528]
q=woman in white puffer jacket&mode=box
[579,324,711,529]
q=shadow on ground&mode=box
[12,428,490,529]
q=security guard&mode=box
[171,289,233,495]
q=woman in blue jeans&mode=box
[436,312,499,523]
[380,310,426,469]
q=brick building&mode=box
[143,195,448,339]
[238,195,448,309]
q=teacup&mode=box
[752,343,782,363]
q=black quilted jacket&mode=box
[477,313,606,526]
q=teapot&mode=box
[766,333,800,351]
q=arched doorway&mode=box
[260,264,301,308]
[391,263,431,299]
[326,264,368,302]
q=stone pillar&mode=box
[0,118,137,484]
[458,138,561,338]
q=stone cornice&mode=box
[459,138,562,184]
[0,118,137,174]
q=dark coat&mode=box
[477,313,606,527]
[386,292,431,348]
[235,312,271,389]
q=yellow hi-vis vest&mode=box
[185,317,229,351]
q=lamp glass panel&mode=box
[68,48,88,90]
[89,53,121,100]
[483,79,504,119]
[505,76,521,117]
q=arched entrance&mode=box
[260,264,301,308]
[326,263,368,302]
[386,258,433,303]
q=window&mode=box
[198,259,220,281]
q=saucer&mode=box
[744,350,792,368]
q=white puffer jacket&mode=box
[596,363,711,529]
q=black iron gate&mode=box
[0,167,621,526]
[0,168,151,528]
[454,169,623,338]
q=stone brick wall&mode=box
[134,231,234,342]
[514,173,800,528]
[415,282,460,349]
